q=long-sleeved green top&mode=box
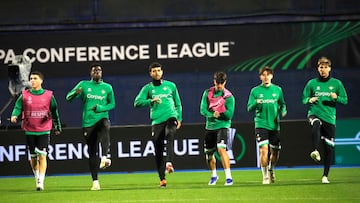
[11,88,62,135]
[66,79,115,127]
[302,77,348,125]
[247,84,287,131]
[134,80,182,125]
[200,87,235,130]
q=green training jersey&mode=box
[66,79,115,127]
[200,88,235,130]
[247,84,287,131]
[134,80,182,125]
[302,77,348,125]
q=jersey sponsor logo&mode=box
[315,92,331,97]
[260,99,276,104]
[87,94,105,100]
[25,110,48,118]
[152,94,170,100]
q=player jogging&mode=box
[247,66,287,184]
[66,63,115,190]
[134,62,182,188]
[302,57,348,184]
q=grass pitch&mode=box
[0,167,359,203]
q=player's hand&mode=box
[54,131,61,135]
[10,116,17,123]
[75,87,82,94]
[176,120,182,129]
[256,99,262,104]
[309,97,318,103]
[151,97,161,104]
[213,111,220,118]
[330,92,337,100]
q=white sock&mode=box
[224,168,232,179]
[93,180,99,185]
[261,166,268,179]
[211,169,217,177]
[39,173,45,184]
[33,169,39,180]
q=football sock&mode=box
[211,169,217,177]
[39,174,45,183]
[224,168,232,179]
[33,169,39,180]
[261,166,268,178]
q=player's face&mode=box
[29,74,43,90]
[91,66,102,80]
[214,80,226,91]
[150,67,163,80]
[260,70,273,86]
[317,63,331,78]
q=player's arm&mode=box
[301,81,315,104]
[173,85,183,122]
[66,81,83,102]
[247,89,259,112]
[220,96,235,120]
[279,89,287,117]
[50,95,62,134]
[94,86,116,112]
[333,81,348,105]
[200,90,213,118]
[134,85,152,108]
[10,95,23,123]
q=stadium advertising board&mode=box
[0,21,359,79]
[0,121,321,176]
[335,118,360,165]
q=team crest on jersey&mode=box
[88,88,92,92]
[329,86,334,90]
[152,89,156,93]
[101,90,105,94]
[163,87,167,91]
[272,93,276,97]
[259,94,264,98]
[316,86,320,90]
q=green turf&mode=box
[1,167,359,202]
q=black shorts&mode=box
[151,117,178,139]
[204,128,228,151]
[255,128,281,149]
[307,115,335,140]
[26,134,50,156]
[83,118,111,142]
